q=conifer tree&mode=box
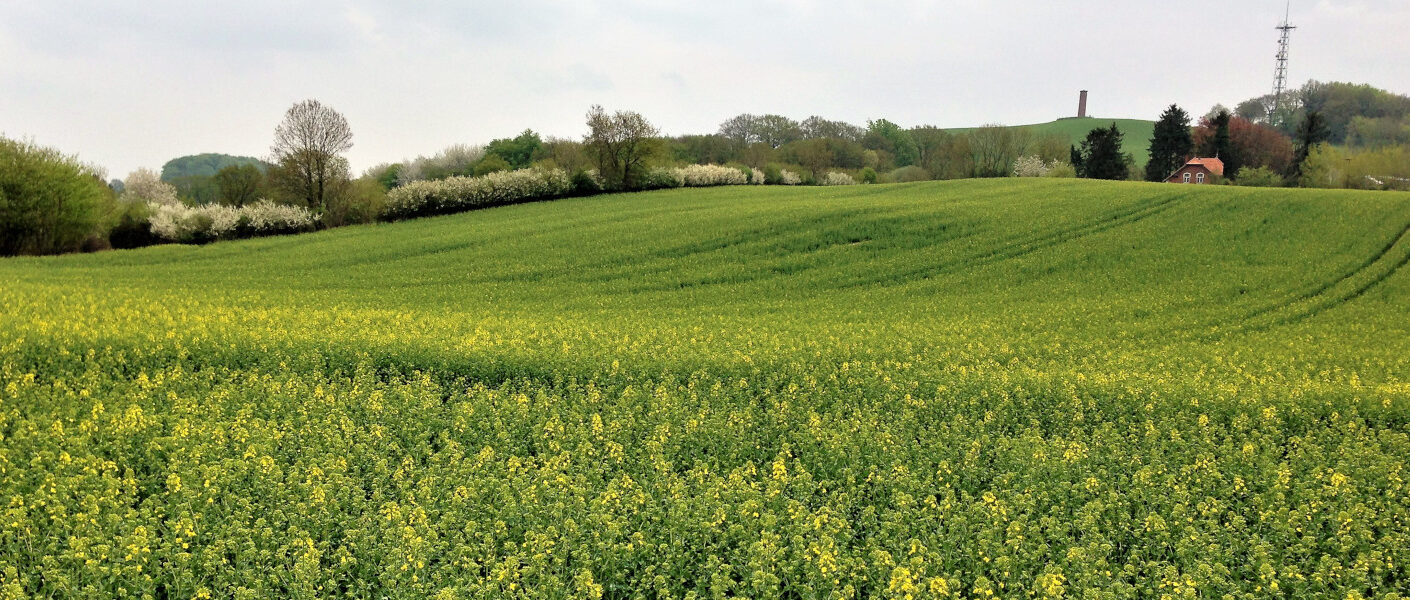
[1081,124,1127,180]
[1144,105,1193,181]
[1069,145,1085,178]
[1288,110,1329,183]
[1200,110,1239,177]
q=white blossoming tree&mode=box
[120,168,181,206]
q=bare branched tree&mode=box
[269,99,353,212]
[584,105,659,190]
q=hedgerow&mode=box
[821,172,858,186]
[382,168,573,220]
[147,200,318,243]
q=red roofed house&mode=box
[1165,157,1224,184]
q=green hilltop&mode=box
[159,152,269,181]
[945,117,1157,165]
[3,180,1409,596]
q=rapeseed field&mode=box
[2,179,1408,598]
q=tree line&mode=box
[6,80,1408,256]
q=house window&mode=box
[1197,173,1206,183]
[1183,172,1191,183]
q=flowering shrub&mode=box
[121,168,181,206]
[751,168,766,184]
[382,167,572,220]
[639,165,753,190]
[397,144,486,184]
[780,169,802,185]
[1013,155,1063,177]
[821,171,857,186]
[674,164,748,187]
[147,200,318,243]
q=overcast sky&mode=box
[2,0,1407,179]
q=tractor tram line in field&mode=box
[2,180,1409,597]
[847,191,1190,288]
[1218,214,1410,334]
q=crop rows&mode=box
[2,180,1408,598]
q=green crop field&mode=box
[945,118,1158,166]
[2,179,1409,598]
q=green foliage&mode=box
[1233,166,1283,187]
[1078,124,1128,180]
[884,165,930,183]
[160,153,268,181]
[946,118,1157,167]
[106,200,160,249]
[1236,81,1410,143]
[323,177,387,227]
[864,119,919,167]
[1045,163,1077,178]
[1290,111,1330,181]
[585,105,660,190]
[1301,81,1410,144]
[859,166,877,184]
[0,136,113,255]
[1145,104,1194,181]
[535,138,591,175]
[639,167,683,190]
[762,164,783,185]
[472,154,511,177]
[485,129,543,170]
[670,134,736,165]
[213,164,265,207]
[1297,144,1410,191]
[168,175,221,204]
[2,180,1409,597]
[569,169,601,196]
[1347,115,1410,149]
[371,163,403,191]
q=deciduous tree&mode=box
[800,116,863,142]
[268,99,353,213]
[120,168,181,206]
[213,164,264,207]
[864,119,919,168]
[0,137,112,255]
[584,105,660,190]
[485,129,542,170]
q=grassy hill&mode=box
[3,180,1409,596]
[160,152,269,181]
[946,117,1157,165]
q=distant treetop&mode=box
[160,153,270,181]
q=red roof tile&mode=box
[1185,157,1224,176]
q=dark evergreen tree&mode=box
[1199,110,1239,178]
[1288,110,1329,182]
[1144,104,1194,181]
[1070,144,1085,177]
[1081,124,1127,180]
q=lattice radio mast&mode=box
[1271,1,1296,123]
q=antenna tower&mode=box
[1271,1,1296,122]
